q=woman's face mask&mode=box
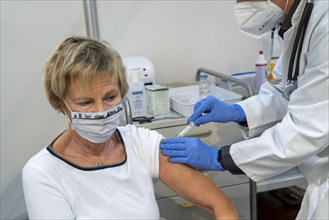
[64,102,124,143]
[234,1,285,39]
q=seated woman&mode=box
[22,36,238,219]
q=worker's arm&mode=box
[159,149,239,220]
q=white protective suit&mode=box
[232,0,329,219]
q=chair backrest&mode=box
[119,97,133,126]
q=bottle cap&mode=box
[256,50,267,65]
[200,74,208,79]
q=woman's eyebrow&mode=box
[104,88,120,96]
[71,97,93,102]
[104,91,117,96]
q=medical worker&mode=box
[161,0,328,219]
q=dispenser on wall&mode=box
[122,56,155,86]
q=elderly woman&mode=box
[22,36,238,219]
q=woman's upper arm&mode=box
[158,151,238,219]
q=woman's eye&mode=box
[104,96,116,102]
[78,101,92,106]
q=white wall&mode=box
[1,1,265,219]
[0,1,86,219]
[97,1,261,84]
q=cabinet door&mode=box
[157,183,250,220]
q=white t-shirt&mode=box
[22,125,163,219]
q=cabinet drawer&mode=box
[204,171,249,188]
[157,183,250,220]
[154,170,249,200]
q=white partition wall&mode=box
[97,1,260,84]
[0,1,86,219]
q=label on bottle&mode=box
[199,87,210,100]
[199,79,210,100]
[255,64,267,91]
[127,81,147,118]
[129,90,146,117]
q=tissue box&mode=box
[145,85,170,115]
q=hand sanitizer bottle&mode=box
[127,73,147,118]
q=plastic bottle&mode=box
[127,73,147,118]
[255,50,267,91]
[199,74,210,100]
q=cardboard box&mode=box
[145,85,170,115]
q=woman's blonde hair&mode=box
[44,36,128,113]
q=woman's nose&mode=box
[94,102,107,112]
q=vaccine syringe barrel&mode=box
[199,74,210,100]
[255,50,267,92]
[177,122,195,138]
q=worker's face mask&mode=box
[234,1,284,39]
[64,102,124,143]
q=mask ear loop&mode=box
[283,0,289,13]
[63,100,74,126]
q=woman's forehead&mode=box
[67,74,119,98]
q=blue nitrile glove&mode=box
[160,137,225,171]
[187,95,246,126]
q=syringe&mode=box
[176,122,195,138]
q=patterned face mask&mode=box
[64,102,124,143]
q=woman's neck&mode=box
[53,129,125,167]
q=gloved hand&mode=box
[188,95,246,126]
[160,137,225,171]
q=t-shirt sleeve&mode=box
[126,125,163,179]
